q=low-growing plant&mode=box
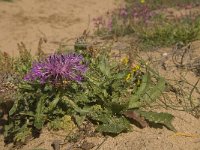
[14,42,33,77]
[4,43,175,144]
[0,42,33,82]
[125,0,200,10]
[138,17,200,49]
[0,48,32,113]
[0,51,15,74]
[94,0,200,50]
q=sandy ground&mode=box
[0,0,200,150]
[2,110,200,150]
[0,0,120,56]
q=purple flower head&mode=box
[24,53,87,84]
[131,5,154,23]
[119,7,128,18]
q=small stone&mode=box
[157,136,161,139]
[163,53,168,56]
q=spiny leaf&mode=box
[90,112,111,123]
[128,72,150,108]
[14,123,31,143]
[19,83,34,91]
[98,55,110,76]
[62,96,89,115]
[34,95,47,129]
[136,110,176,131]
[47,93,60,112]
[96,117,131,134]
[128,95,141,109]
[74,94,90,104]
[4,122,14,137]
[89,111,131,134]
[110,102,128,114]
[136,72,150,96]
[9,100,18,116]
[73,115,86,127]
[144,77,166,104]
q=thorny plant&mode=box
[2,0,200,147]
[4,40,175,145]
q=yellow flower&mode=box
[63,80,68,84]
[140,0,145,4]
[126,73,131,81]
[121,57,129,65]
[132,65,140,72]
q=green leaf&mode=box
[4,122,14,137]
[128,73,150,108]
[47,93,60,112]
[34,95,47,129]
[62,96,89,115]
[96,117,131,134]
[89,111,131,134]
[98,55,110,76]
[74,93,90,104]
[128,95,141,109]
[22,111,34,117]
[73,115,86,127]
[110,102,128,114]
[136,73,150,96]
[86,75,101,86]
[144,77,166,104]
[136,110,176,131]
[44,84,53,92]
[19,83,34,91]
[114,72,126,79]
[14,123,31,143]
[90,113,111,123]
[9,100,18,116]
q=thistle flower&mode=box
[24,53,87,84]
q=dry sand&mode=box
[0,0,120,56]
